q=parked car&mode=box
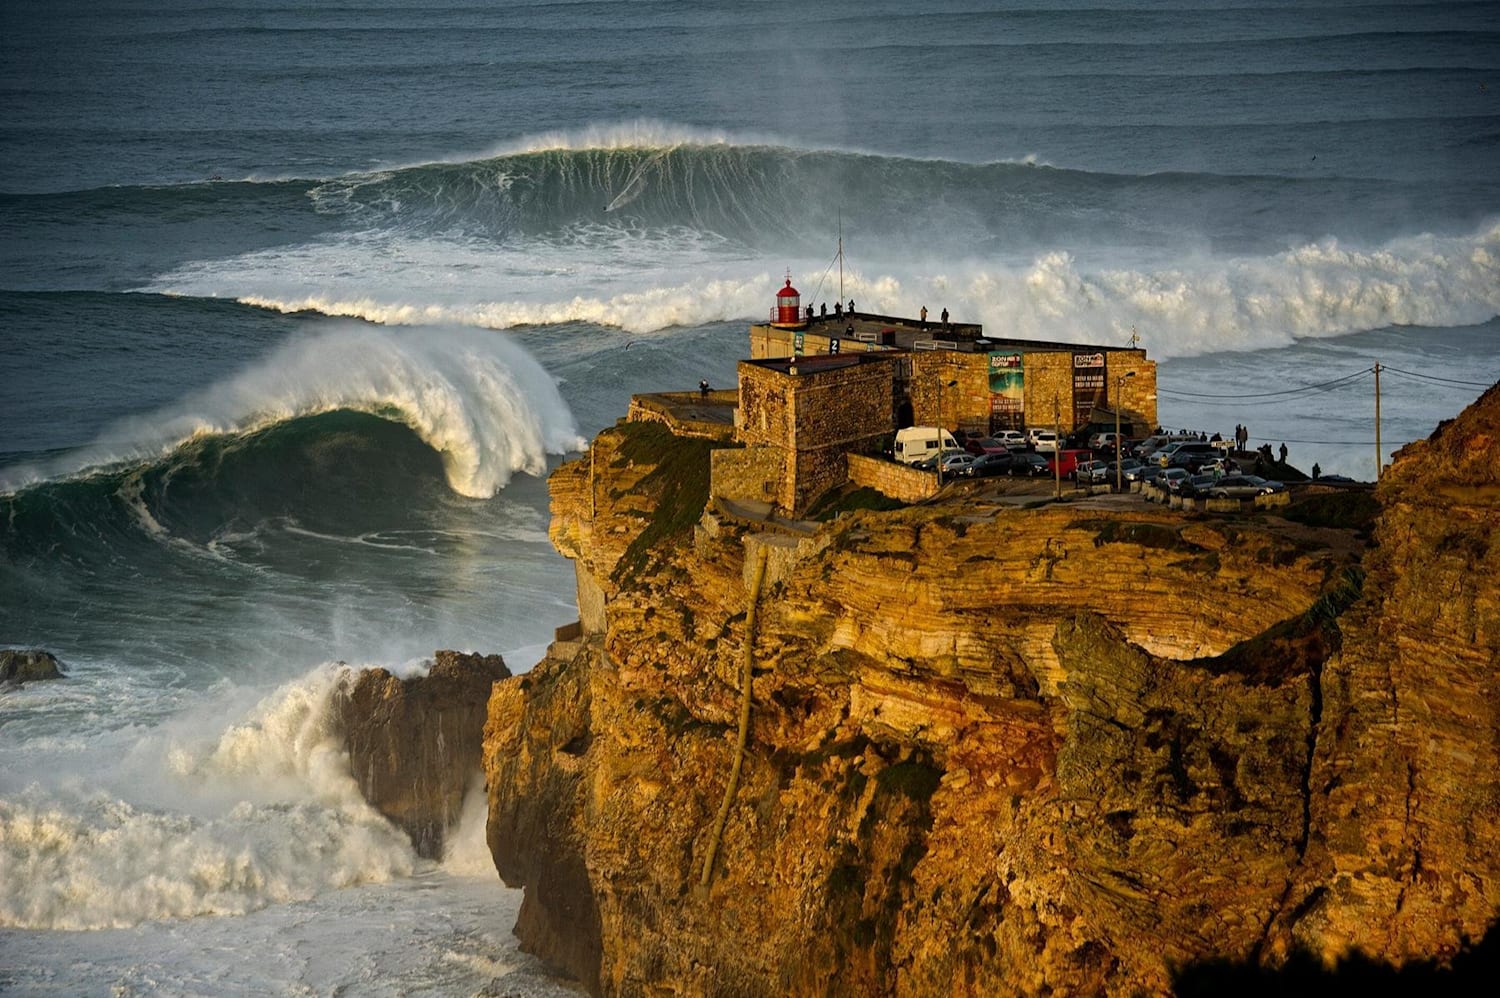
[1164,444,1218,471]
[1179,474,1219,497]
[1104,458,1143,481]
[1030,430,1059,454]
[993,430,1029,450]
[1159,468,1191,493]
[1196,457,1232,476]
[1125,463,1162,484]
[1134,433,1200,460]
[1008,453,1052,476]
[1088,431,1129,451]
[914,447,966,469]
[964,437,1010,456]
[1205,474,1280,498]
[938,453,976,475]
[1072,459,1109,484]
[1154,440,1216,467]
[965,452,1013,477]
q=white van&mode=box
[894,426,960,465]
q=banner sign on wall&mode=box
[1072,352,1106,428]
[988,352,1024,429]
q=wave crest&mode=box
[1,325,585,498]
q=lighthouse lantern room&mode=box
[770,274,806,329]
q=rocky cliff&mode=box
[334,649,510,859]
[483,391,1499,995]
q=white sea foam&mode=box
[955,225,1500,355]
[140,220,1499,360]
[0,665,421,931]
[0,324,585,498]
[440,771,499,878]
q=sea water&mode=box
[2,1,1496,993]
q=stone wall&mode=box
[738,357,899,515]
[710,445,784,505]
[908,348,1158,435]
[908,352,976,432]
[750,323,898,360]
[1021,352,1074,431]
[737,363,793,448]
[847,453,937,504]
[626,392,737,442]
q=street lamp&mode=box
[1115,371,1137,492]
[936,378,958,487]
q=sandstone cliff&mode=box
[334,649,509,859]
[483,392,1499,995]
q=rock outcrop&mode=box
[1,648,65,685]
[483,389,1500,994]
[334,649,510,859]
[1267,382,1500,965]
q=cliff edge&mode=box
[483,390,1499,995]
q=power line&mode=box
[1248,437,1379,446]
[1160,367,1372,400]
[1156,380,1367,406]
[1380,366,1495,389]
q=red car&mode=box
[964,437,1011,456]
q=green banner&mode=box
[988,352,1024,429]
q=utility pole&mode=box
[1116,371,1137,492]
[937,377,957,488]
[1374,361,1383,481]
[1053,395,1062,499]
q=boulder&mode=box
[332,650,510,859]
[1,649,65,685]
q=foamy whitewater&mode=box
[2,1,1497,993]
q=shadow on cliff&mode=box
[1173,921,1500,997]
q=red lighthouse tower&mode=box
[770,274,807,329]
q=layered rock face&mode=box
[484,391,1499,995]
[334,649,509,859]
[1268,383,1500,964]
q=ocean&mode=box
[1,1,1496,992]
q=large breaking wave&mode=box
[1,127,1459,357]
[0,664,433,930]
[0,324,585,500]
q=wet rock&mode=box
[333,650,510,859]
[1,649,65,684]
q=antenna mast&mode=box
[838,212,844,303]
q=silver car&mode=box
[1208,475,1283,498]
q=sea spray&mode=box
[0,664,423,931]
[440,771,499,878]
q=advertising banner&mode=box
[988,352,1024,430]
[1072,352,1106,428]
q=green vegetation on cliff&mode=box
[610,421,719,586]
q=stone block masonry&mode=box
[711,446,785,506]
[847,454,937,504]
